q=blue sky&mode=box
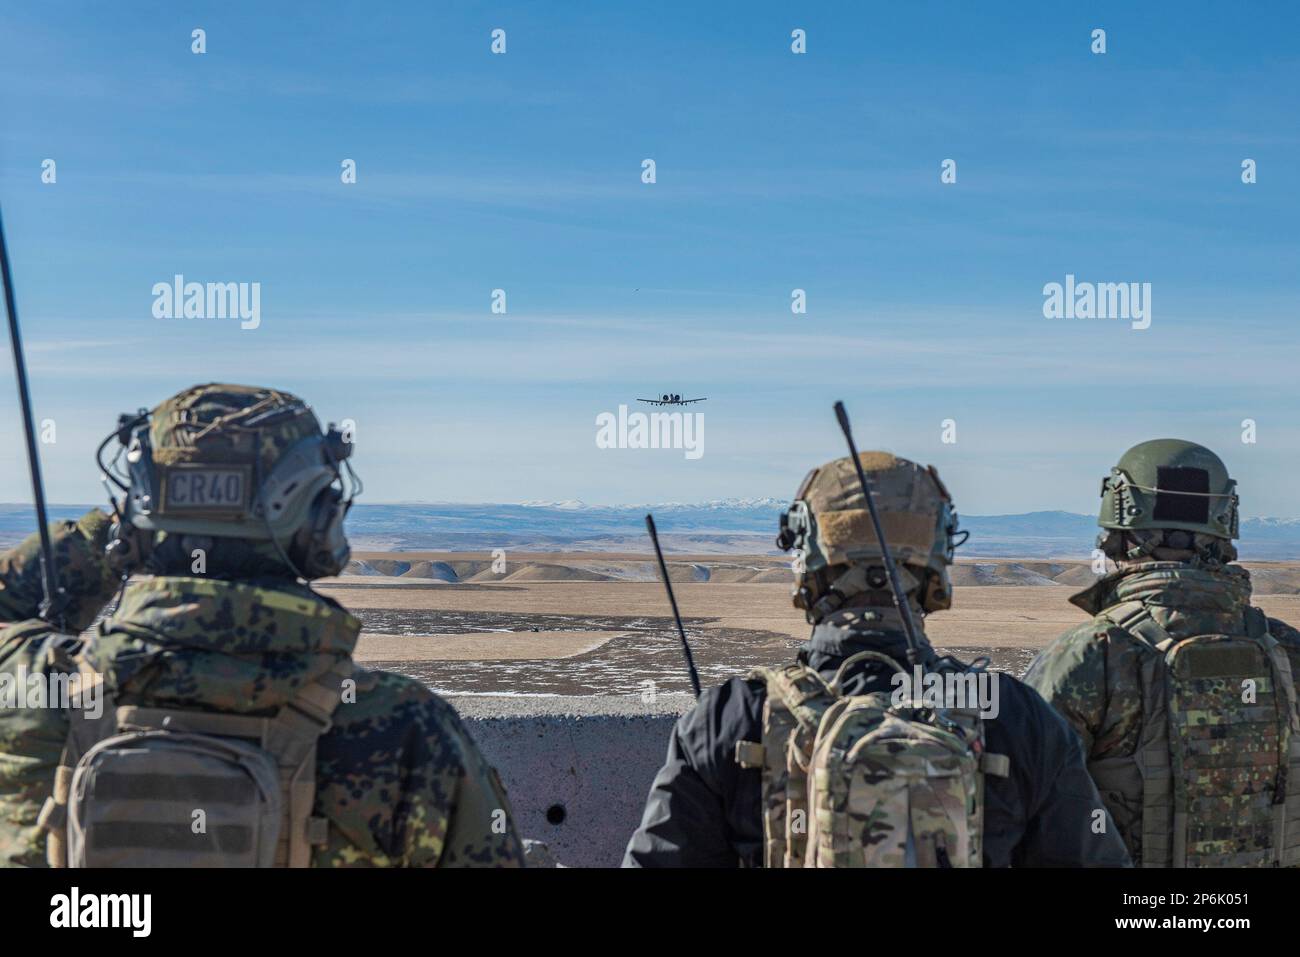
[1,1,1297,516]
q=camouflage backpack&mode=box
[1090,601,1300,868]
[736,651,1009,868]
[38,657,353,867]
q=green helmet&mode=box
[777,452,965,620]
[104,384,357,579]
[1099,438,1238,540]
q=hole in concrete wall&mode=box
[545,803,567,826]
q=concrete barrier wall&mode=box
[456,695,692,868]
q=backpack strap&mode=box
[1246,607,1300,734]
[1106,599,1175,652]
[0,619,60,647]
[273,658,354,865]
[1242,607,1300,866]
[763,665,835,738]
[1098,600,1174,866]
[39,658,118,868]
[744,664,837,867]
[736,664,832,769]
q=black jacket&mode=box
[624,610,1133,868]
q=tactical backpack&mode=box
[735,651,1009,867]
[1089,602,1300,868]
[38,659,353,867]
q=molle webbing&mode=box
[1167,639,1286,866]
[1107,600,1300,868]
[41,659,353,868]
[1132,643,1173,868]
[744,659,1004,868]
[65,732,282,865]
[748,664,836,868]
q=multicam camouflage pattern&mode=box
[747,662,835,868]
[809,694,982,867]
[748,644,993,868]
[798,453,954,570]
[0,510,118,631]
[783,452,961,616]
[1025,561,1300,867]
[0,575,524,867]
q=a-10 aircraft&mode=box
[637,393,706,406]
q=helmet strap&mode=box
[805,563,926,624]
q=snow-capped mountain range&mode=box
[3,503,1299,558]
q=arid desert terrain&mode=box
[318,553,1300,697]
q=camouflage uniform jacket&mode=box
[1,511,117,865]
[0,572,524,868]
[1024,561,1300,864]
[624,607,1132,867]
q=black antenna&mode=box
[0,206,63,627]
[645,513,702,698]
[832,401,923,667]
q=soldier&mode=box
[1,512,126,869]
[624,452,1131,867]
[0,508,118,631]
[1025,439,1300,868]
[0,383,524,867]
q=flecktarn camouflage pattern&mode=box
[0,383,523,868]
[0,575,523,867]
[1026,562,1300,867]
[51,651,356,868]
[0,617,71,867]
[0,512,122,867]
[739,650,1006,868]
[0,510,118,631]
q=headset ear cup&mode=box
[294,486,350,579]
[106,519,151,576]
[921,568,950,612]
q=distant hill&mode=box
[2,502,1298,559]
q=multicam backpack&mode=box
[735,651,1009,868]
[1090,601,1300,868]
[37,659,353,867]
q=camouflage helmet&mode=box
[1099,439,1238,540]
[777,452,964,619]
[107,384,356,578]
